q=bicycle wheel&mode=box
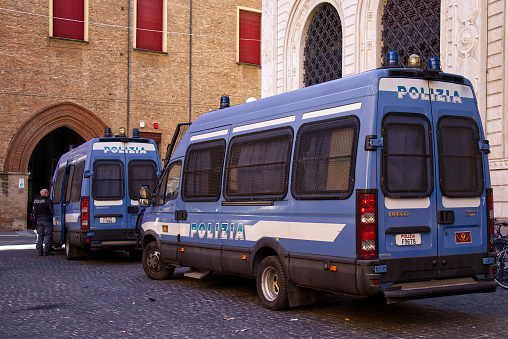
[496,249,508,289]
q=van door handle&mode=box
[175,210,187,221]
[438,210,455,224]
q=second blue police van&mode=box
[139,55,497,309]
[51,128,162,259]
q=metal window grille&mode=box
[437,116,484,197]
[381,0,440,68]
[303,3,342,87]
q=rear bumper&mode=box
[383,277,497,304]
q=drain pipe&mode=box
[127,0,131,136]
[189,0,193,123]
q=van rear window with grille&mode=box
[437,116,483,197]
[128,160,158,200]
[70,161,85,202]
[93,160,124,200]
[182,139,225,201]
[382,114,433,198]
[292,116,359,199]
[225,128,293,200]
[53,167,65,204]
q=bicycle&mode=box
[493,219,508,289]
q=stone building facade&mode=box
[261,0,508,220]
[0,0,261,231]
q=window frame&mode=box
[224,127,294,201]
[380,112,434,199]
[291,115,360,200]
[64,165,75,204]
[133,0,168,53]
[237,6,261,66]
[92,160,125,201]
[182,139,226,202]
[49,0,88,42]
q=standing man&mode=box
[32,188,54,256]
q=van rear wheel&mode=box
[256,256,289,310]
[142,241,174,280]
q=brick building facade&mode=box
[0,0,261,231]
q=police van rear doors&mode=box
[91,141,159,244]
[377,76,488,280]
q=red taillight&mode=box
[81,197,89,230]
[487,188,494,252]
[357,191,378,259]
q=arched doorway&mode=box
[27,127,86,228]
[3,102,107,230]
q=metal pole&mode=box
[189,0,193,123]
[127,0,131,136]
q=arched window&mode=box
[381,0,440,68]
[303,3,342,87]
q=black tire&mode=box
[65,232,76,260]
[496,249,508,289]
[142,241,174,280]
[65,232,88,260]
[256,256,289,310]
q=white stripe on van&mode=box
[92,142,156,152]
[442,197,480,208]
[302,102,362,120]
[233,116,296,133]
[65,213,80,222]
[190,129,229,141]
[143,222,189,236]
[385,197,430,209]
[379,78,474,98]
[244,221,345,242]
[144,221,344,242]
[94,200,123,206]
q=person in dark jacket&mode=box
[32,188,54,256]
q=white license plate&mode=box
[100,217,116,224]
[395,233,421,246]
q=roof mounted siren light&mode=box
[220,95,230,109]
[104,127,112,137]
[386,50,400,68]
[132,128,140,138]
[69,144,75,151]
[408,54,421,69]
[423,57,441,79]
[428,57,441,71]
[118,127,126,137]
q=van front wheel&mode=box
[256,256,289,310]
[142,241,174,280]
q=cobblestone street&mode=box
[0,245,507,338]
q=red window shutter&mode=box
[239,10,261,65]
[53,0,85,40]
[137,0,164,52]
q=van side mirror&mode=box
[84,170,94,178]
[139,185,151,207]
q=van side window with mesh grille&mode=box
[53,167,65,204]
[182,139,225,201]
[70,161,85,202]
[437,116,483,197]
[93,160,124,200]
[381,113,433,198]
[292,116,359,199]
[225,128,293,200]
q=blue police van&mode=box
[51,128,162,259]
[139,54,497,309]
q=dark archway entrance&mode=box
[27,127,85,228]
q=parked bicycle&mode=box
[494,219,508,289]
